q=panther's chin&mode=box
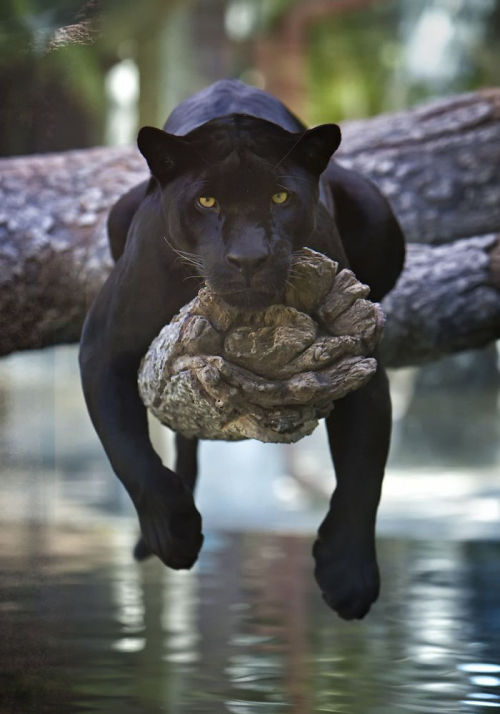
[216,288,280,311]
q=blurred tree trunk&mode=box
[0,89,499,365]
[135,3,179,128]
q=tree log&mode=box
[338,88,500,244]
[0,89,499,365]
[380,235,500,367]
[138,249,383,442]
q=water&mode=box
[0,347,499,713]
[3,0,500,709]
[1,522,499,713]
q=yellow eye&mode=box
[197,196,217,209]
[272,191,289,205]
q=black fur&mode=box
[79,80,405,619]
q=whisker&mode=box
[183,274,205,282]
[179,254,204,268]
[162,236,205,272]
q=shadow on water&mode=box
[0,347,499,713]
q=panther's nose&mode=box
[226,250,268,282]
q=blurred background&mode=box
[1,0,500,153]
[1,1,500,712]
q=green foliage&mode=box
[308,0,405,124]
[307,0,500,125]
[0,0,105,154]
[2,0,500,154]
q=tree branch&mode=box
[1,89,499,365]
[381,235,500,367]
[338,88,500,244]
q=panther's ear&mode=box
[137,126,192,183]
[290,124,341,175]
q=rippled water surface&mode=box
[1,348,499,713]
[1,524,499,713]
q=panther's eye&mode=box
[197,196,218,209]
[271,191,289,205]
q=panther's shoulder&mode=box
[164,79,305,135]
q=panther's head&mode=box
[138,114,341,309]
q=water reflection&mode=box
[1,519,499,713]
[1,348,499,713]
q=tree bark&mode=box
[0,147,144,355]
[1,89,499,365]
[337,88,500,245]
[138,249,383,442]
[380,235,500,367]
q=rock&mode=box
[138,248,384,442]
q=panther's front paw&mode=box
[133,535,153,561]
[313,537,380,620]
[136,475,203,570]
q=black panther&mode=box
[79,79,405,619]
